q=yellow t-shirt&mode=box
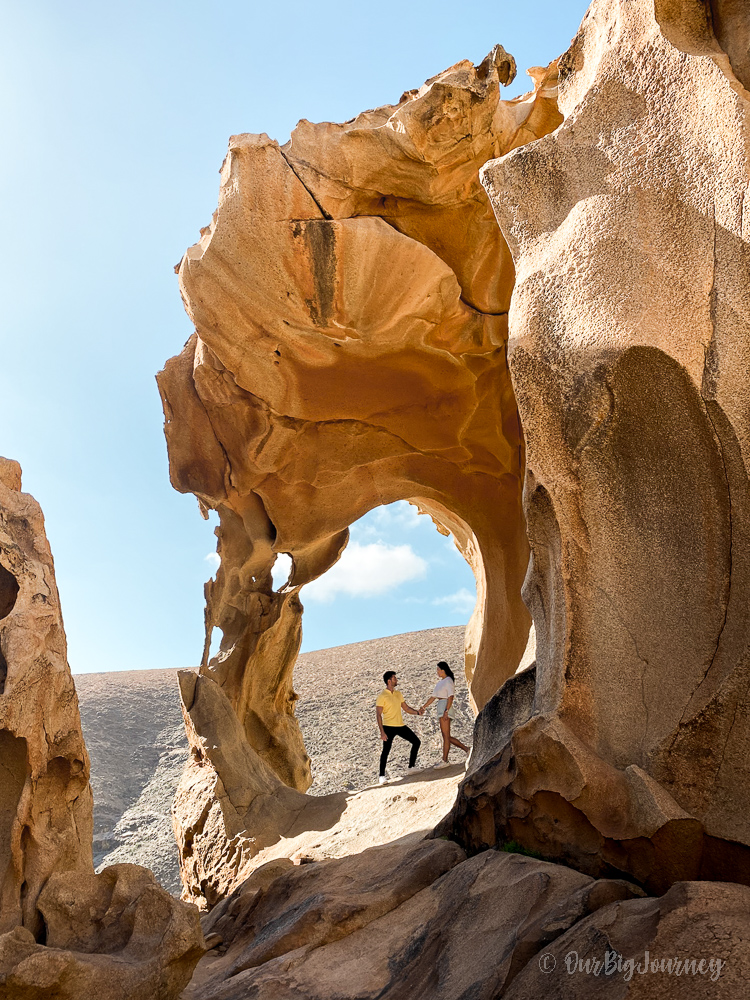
[376,689,405,727]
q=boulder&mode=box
[0,865,204,1000]
[504,880,750,998]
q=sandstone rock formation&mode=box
[442,0,750,891]
[0,460,203,998]
[1,865,203,1000]
[183,845,648,1000]
[504,880,750,999]
[0,457,94,937]
[159,48,562,902]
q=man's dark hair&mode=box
[383,670,396,685]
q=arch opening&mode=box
[286,499,480,793]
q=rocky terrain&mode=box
[76,625,472,895]
[4,0,750,996]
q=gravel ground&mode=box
[75,625,470,895]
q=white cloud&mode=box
[372,501,423,531]
[432,587,476,615]
[350,500,426,542]
[205,552,220,570]
[303,541,427,603]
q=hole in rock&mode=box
[0,732,28,880]
[46,756,73,783]
[0,644,7,695]
[207,625,224,663]
[272,553,293,591]
[290,500,479,795]
[0,561,19,620]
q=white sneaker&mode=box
[407,764,423,773]
[433,760,450,769]
[378,775,388,785]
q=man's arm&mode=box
[376,705,388,740]
[401,699,421,716]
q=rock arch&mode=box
[159,50,563,900]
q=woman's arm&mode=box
[442,695,454,718]
[420,696,437,713]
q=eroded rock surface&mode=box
[186,839,466,996]
[443,0,750,890]
[0,457,94,938]
[159,50,562,902]
[0,460,203,999]
[184,846,645,1000]
[1,865,203,1000]
[505,881,750,998]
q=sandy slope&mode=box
[75,625,470,895]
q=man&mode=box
[375,670,422,784]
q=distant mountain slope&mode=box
[75,667,187,893]
[75,625,470,895]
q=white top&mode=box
[432,677,455,699]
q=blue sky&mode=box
[1,0,589,673]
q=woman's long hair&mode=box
[437,660,455,681]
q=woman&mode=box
[420,661,469,768]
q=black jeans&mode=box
[380,725,421,775]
